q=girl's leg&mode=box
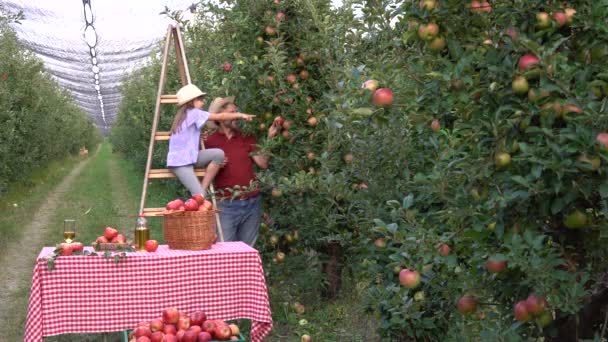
[169,165,203,196]
[196,148,225,194]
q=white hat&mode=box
[207,96,236,113]
[176,84,207,106]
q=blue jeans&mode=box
[217,195,261,247]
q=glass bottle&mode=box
[134,214,150,251]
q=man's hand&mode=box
[238,113,255,121]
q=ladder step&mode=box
[154,131,171,141]
[142,207,166,217]
[160,95,178,104]
[148,168,206,179]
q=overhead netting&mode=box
[1,0,196,134]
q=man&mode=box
[204,97,278,246]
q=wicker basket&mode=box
[162,210,217,250]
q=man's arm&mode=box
[251,122,279,169]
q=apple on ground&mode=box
[437,243,450,256]
[223,63,231,72]
[145,240,159,252]
[104,227,119,240]
[430,119,441,132]
[362,79,379,91]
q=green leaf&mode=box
[402,194,414,209]
[351,107,374,116]
[47,258,55,272]
[104,251,112,260]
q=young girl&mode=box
[167,84,254,197]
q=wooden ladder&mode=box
[138,24,224,241]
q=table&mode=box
[24,242,272,342]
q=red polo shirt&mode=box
[205,130,260,199]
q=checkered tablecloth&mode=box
[24,242,272,342]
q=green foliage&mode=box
[112,0,608,339]
[0,19,100,192]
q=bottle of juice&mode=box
[134,214,150,251]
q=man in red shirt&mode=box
[204,97,278,246]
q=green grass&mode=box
[0,154,83,251]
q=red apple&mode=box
[399,269,421,288]
[202,320,216,334]
[276,12,285,20]
[417,23,439,41]
[299,70,309,79]
[437,243,450,256]
[430,119,441,132]
[223,63,232,72]
[553,12,568,27]
[58,243,73,256]
[184,199,199,211]
[150,319,164,332]
[373,238,386,248]
[163,334,178,342]
[457,296,477,315]
[176,331,185,341]
[274,116,285,127]
[182,330,198,342]
[145,240,159,252]
[163,324,177,335]
[214,324,232,340]
[197,332,212,342]
[518,54,540,71]
[286,74,297,83]
[514,301,531,321]
[189,326,202,335]
[192,194,205,205]
[104,227,119,240]
[137,337,151,342]
[564,8,576,23]
[71,242,84,252]
[163,308,180,325]
[112,234,126,243]
[176,317,190,331]
[135,326,152,338]
[486,258,507,273]
[228,324,239,336]
[190,311,206,326]
[505,27,518,41]
[166,200,180,210]
[525,295,546,316]
[372,88,394,106]
[307,117,318,126]
[150,331,165,342]
[202,200,213,211]
[596,132,608,148]
[301,335,312,342]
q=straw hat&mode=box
[207,96,236,113]
[176,84,207,106]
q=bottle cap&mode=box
[138,214,144,218]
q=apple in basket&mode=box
[184,199,199,211]
[163,324,177,335]
[176,317,190,331]
[71,242,84,252]
[162,308,180,325]
[96,236,108,243]
[149,331,164,342]
[104,227,119,240]
[182,329,199,342]
[190,311,207,326]
[202,320,216,333]
[192,194,205,205]
[188,325,202,335]
[112,234,126,243]
[136,337,151,342]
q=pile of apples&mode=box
[166,194,214,212]
[95,227,126,244]
[127,308,241,342]
[56,241,84,256]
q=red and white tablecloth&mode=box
[24,242,272,342]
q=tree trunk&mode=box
[321,241,343,300]
[547,287,608,341]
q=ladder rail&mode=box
[139,25,174,215]
[139,24,225,243]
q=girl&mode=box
[167,84,254,197]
